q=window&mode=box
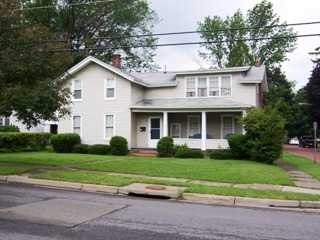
[105,79,115,99]
[150,117,161,139]
[105,114,114,139]
[188,115,201,138]
[73,79,82,100]
[186,75,231,97]
[221,76,231,96]
[186,78,196,97]
[197,77,207,97]
[170,123,181,138]
[209,77,219,96]
[221,115,234,139]
[73,115,81,135]
[0,116,10,126]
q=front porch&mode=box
[131,111,245,150]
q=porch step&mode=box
[130,149,158,157]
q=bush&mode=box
[110,136,128,155]
[227,134,249,159]
[0,132,50,152]
[50,133,81,153]
[243,108,285,164]
[88,144,110,155]
[72,144,89,154]
[157,137,174,157]
[0,125,20,132]
[209,149,233,160]
[174,144,204,158]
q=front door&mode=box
[149,116,162,148]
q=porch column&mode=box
[201,111,207,150]
[242,110,247,134]
[163,111,168,137]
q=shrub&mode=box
[0,125,19,132]
[227,134,249,159]
[243,108,285,164]
[88,144,110,155]
[157,137,174,157]
[174,144,204,158]
[209,149,233,160]
[110,136,128,155]
[50,133,81,153]
[0,132,50,152]
[72,144,89,154]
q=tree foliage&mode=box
[198,0,296,68]
[0,0,73,128]
[22,0,158,71]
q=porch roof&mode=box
[131,98,251,110]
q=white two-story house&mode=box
[55,55,267,150]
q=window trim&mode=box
[187,115,201,138]
[170,122,182,138]
[185,75,232,98]
[185,77,197,97]
[104,78,116,100]
[220,114,235,139]
[103,113,116,140]
[72,79,83,102]
[71,114,82,137]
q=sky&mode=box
[148,0,320,89]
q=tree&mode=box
[0,0,73,128]
[305,61,320,125]
[198,0,296,68]
[22,0,158,71]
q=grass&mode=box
[0,164,34,175]
[185,184,320,201]
[0,152,292,185]
[282,152,320,180]
[32,170,320,201]
[33,170,187,187]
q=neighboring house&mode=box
[56,55,267,150]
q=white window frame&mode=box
[71,114,82,137]
[170,122,182,138]
[104,78,116,100]
[187,115,201,138]
[185,75,232,98]
[104,113,115,140]
[72,79,83,101]
[185,77,197,97]
[220,114,235,139]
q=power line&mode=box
[47,33,320,52]
[94,20,320,40]
[15,0,115,11]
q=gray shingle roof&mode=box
[131,98,251,110]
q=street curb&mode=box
[1,175,320,211]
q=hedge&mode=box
[72,144,89,154]
[0,132,50,152]
[157,137,174,157]
[50,133,81,153]
[209,149,233,160]
[174,144,204,158]
[110,136,128,155]
[88,144,110,155]
[0,125,20,132]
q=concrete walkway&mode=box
[277,160,320,190]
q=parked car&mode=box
[299,136,319,148]
[289,137,299,145]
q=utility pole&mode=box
[313,121,318,164]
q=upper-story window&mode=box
[197,77,207,97]
[185,75,231,97]
[105,79,116,99]
[73,79,82,100]
[186,77,196,97]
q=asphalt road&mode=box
[0,183,320,240]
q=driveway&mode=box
[0,183,320,240]
[284,144,320,163]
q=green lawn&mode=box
[33,170,320,201]
[282,152,320,180]
[0,152,292,185]
[0,163,34,175]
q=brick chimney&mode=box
[111,54,121,68]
